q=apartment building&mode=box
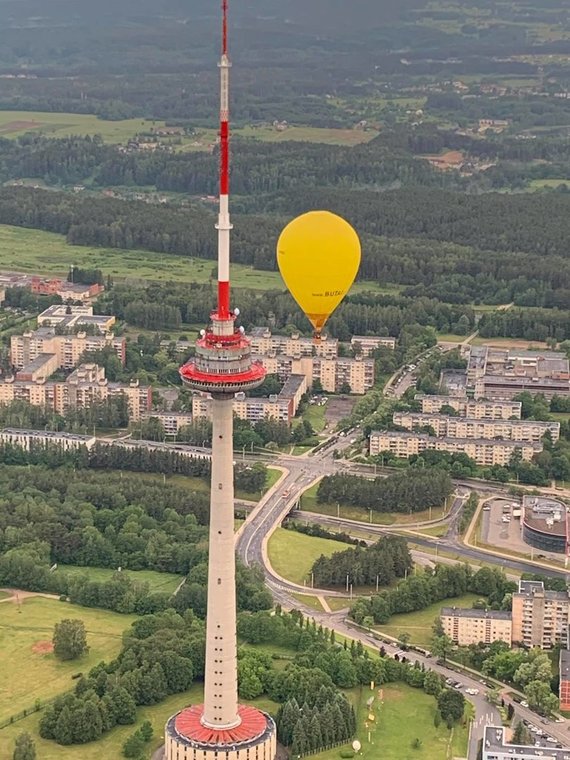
[257,354,373,394]
[350,335,396,355]
[369,430,540,466]
[193,374,307,424]
[249,327,337,358]
[511,580,570,649]
[415,394,522,420]
[0,428,97,451]
[37,304,116,334]
[393,411,560,443]
[11,329,126,370]
[441,607,512,646]
[482,726,570,760]
[0,363,151,421]
[140,412,193,436]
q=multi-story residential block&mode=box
[350,335,396,355]
[415,394,522,420]
[0,428,97,450]
[11,329,126,370]
[369,430,540,466]
[511,580,570,649]
[193,373,307,424]
[37,304,115,334]
[441,607,512,646]
[256,354,373,394]
[393,411,560,443]
[140,412,193,436]
[482,726,570,760]
[249,327,338,358]
[0,363,151,421]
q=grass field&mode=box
[471,336,548,349]
[300,483,446,526]
[0,682,279,760]
[0,597,136,723]
[303,404,327,433]
[325,596,351,612]
[53,566,183,594]
[314,682,469,760]
[0,111,166,143]
[376,593,480,647]
[0,223,385,293]
[137,466,281,501]
[552,412,570,422]
[289,592,325,612]
[234,125,379,146]
[267,527,341,585]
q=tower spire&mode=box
[217,0,231,319]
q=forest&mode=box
[316,469,453,514]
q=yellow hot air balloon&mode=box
[277,210,361,337]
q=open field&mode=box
[471,336,549,350]
[300,482,446,526]
[325,596,351,612]
[53,566,183,594]
[267,527,341,586]
[136,466,281,501]
[289,592,325,612]
[0,597,136,723]
[234,125,379,146]
[376,593,481,648]
[303,403,327,433]
[0,111,165,142]
[0,223,385,293]
[0,682,279,760]
[314,682,469,760]
[529,178,570,190]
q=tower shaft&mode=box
[202,396,239,729]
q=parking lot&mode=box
[480,498,564,562]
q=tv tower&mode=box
[165,3,276,760]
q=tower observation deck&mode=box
[164,2,276,760]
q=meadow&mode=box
[267,527,341,586]
[0,597,137,723]
[315,683,469,760]
[0,223,384,293]
[52,566,183,594]
[0,111,166,142]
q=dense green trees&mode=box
[351,564,515,626]
[316,470,453,515]
[53,619,89,661]
[311,536,412,588]
[12,732,36,760]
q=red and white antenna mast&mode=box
[217,0,231,319]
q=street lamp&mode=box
[346,573,349,592]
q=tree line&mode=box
[350,564,515,627]
[311,536,412,588]
[316,470,453,515]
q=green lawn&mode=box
[0,110,166,143]
[552,412,570,422]
[300,483,445,525]
[53,566,183,594]
[313,683,469,760]
[136,466,281,500]
[325,596,351,612]
[0,682,279,760]
[0,597,137,723]
[376,593,481,648]
[267,527,341,585]
[437,333,468,343]
[289,592,325,612]
[233,125,379,146]
[303,403,327,433]
[0,223,384,292]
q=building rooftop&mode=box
[483,726,569,759]
[371,430,542,449]
[441,607,511,620]
[517,579,569,601]
[19,353,57,374]
[482,374,570,387]
[1,427,96,442]
[395,411,558,430]
[523,497,568,538]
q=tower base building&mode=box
[165,707,276,760]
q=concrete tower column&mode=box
[202,394,240,730]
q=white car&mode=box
[521,700,529,708]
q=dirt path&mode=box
[0,588,61,604]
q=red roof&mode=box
[175,704,268,746]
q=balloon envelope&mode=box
[277,210,361,335]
